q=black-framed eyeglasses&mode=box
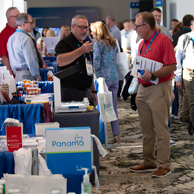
[135,24,147,29]
[25,21,33,25]
[74,24,89,30]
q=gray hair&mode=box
[6,7,19,18]
[16,13,31,27]
[106,14,116,22]
[71,15,88,25]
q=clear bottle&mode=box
[0,179,5,194]
[0,185,3,194]
[80,168,91,194]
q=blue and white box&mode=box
[46,127,92,194]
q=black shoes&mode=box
[187,122,194,135]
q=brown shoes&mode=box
[152,167,171,178]
[130,163,157,172]
[130,164,171,177]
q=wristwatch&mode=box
[151,73,156,80]
[92,90,97,94]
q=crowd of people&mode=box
[0,6,194,179]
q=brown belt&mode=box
[186,68,194,72]
[142,83,155,87]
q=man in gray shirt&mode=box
[106,14,121,46]
[7,13,41,82]
[151,8,173,41]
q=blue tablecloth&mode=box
[0,103,45,135]
[16,81,53,94]
[0,152,14,178]
[39,68,55,81]
[38,81,53,93]
[43,57,56,62]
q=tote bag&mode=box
[115,39,129,80]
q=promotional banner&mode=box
[155,0,163,25]
[130,2,140,19]
[28,7,100,28]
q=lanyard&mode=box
[182,27,191,32]
[77,43,92,60]
[191,37,194,47]
[139,31,159,57]
[16,29,28,35]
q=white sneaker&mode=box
[173,115,180,120]
[170,139,176,147]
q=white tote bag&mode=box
[115,40,129,80]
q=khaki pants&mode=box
[136,80,172,169]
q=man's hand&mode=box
[176,81,182,90]
[81,41,93,53]
[36,75,42,81]
[141,69,152,82]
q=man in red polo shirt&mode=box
[130,12,176,177]
[0,7,20,75]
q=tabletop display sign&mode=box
[6,124,23,152]
[46,127,92,194]
[46,127,92,174]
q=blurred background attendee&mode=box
[30,18,41,41]
[43,29,56,57]
[37,27,49,55]
[91,21,121,143]
[116,21,124,31]
[106,14,121,47]
[120,20,131,53]
[173,22,183,35]
[59,25,70,40]
[0,7,20,76]
[170,18,179,35]
[151,8,173,41]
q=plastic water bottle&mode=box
[137,69,145,75]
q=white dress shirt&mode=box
[175,32,194,82]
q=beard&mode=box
[79,33,87,41]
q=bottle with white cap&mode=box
[0,179,5,194]
[80,168,91,194]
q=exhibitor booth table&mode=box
[53,108,100,175]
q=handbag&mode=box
[115,40,129,80]
[128,76,138,95]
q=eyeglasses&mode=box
[10,15,19,18]
[74,24,89,30]
[25,21,33,25]
[135,23,147,29]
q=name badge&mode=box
[86,59,93,76]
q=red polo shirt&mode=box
[138,30,176,84]
[0,24,16,58]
